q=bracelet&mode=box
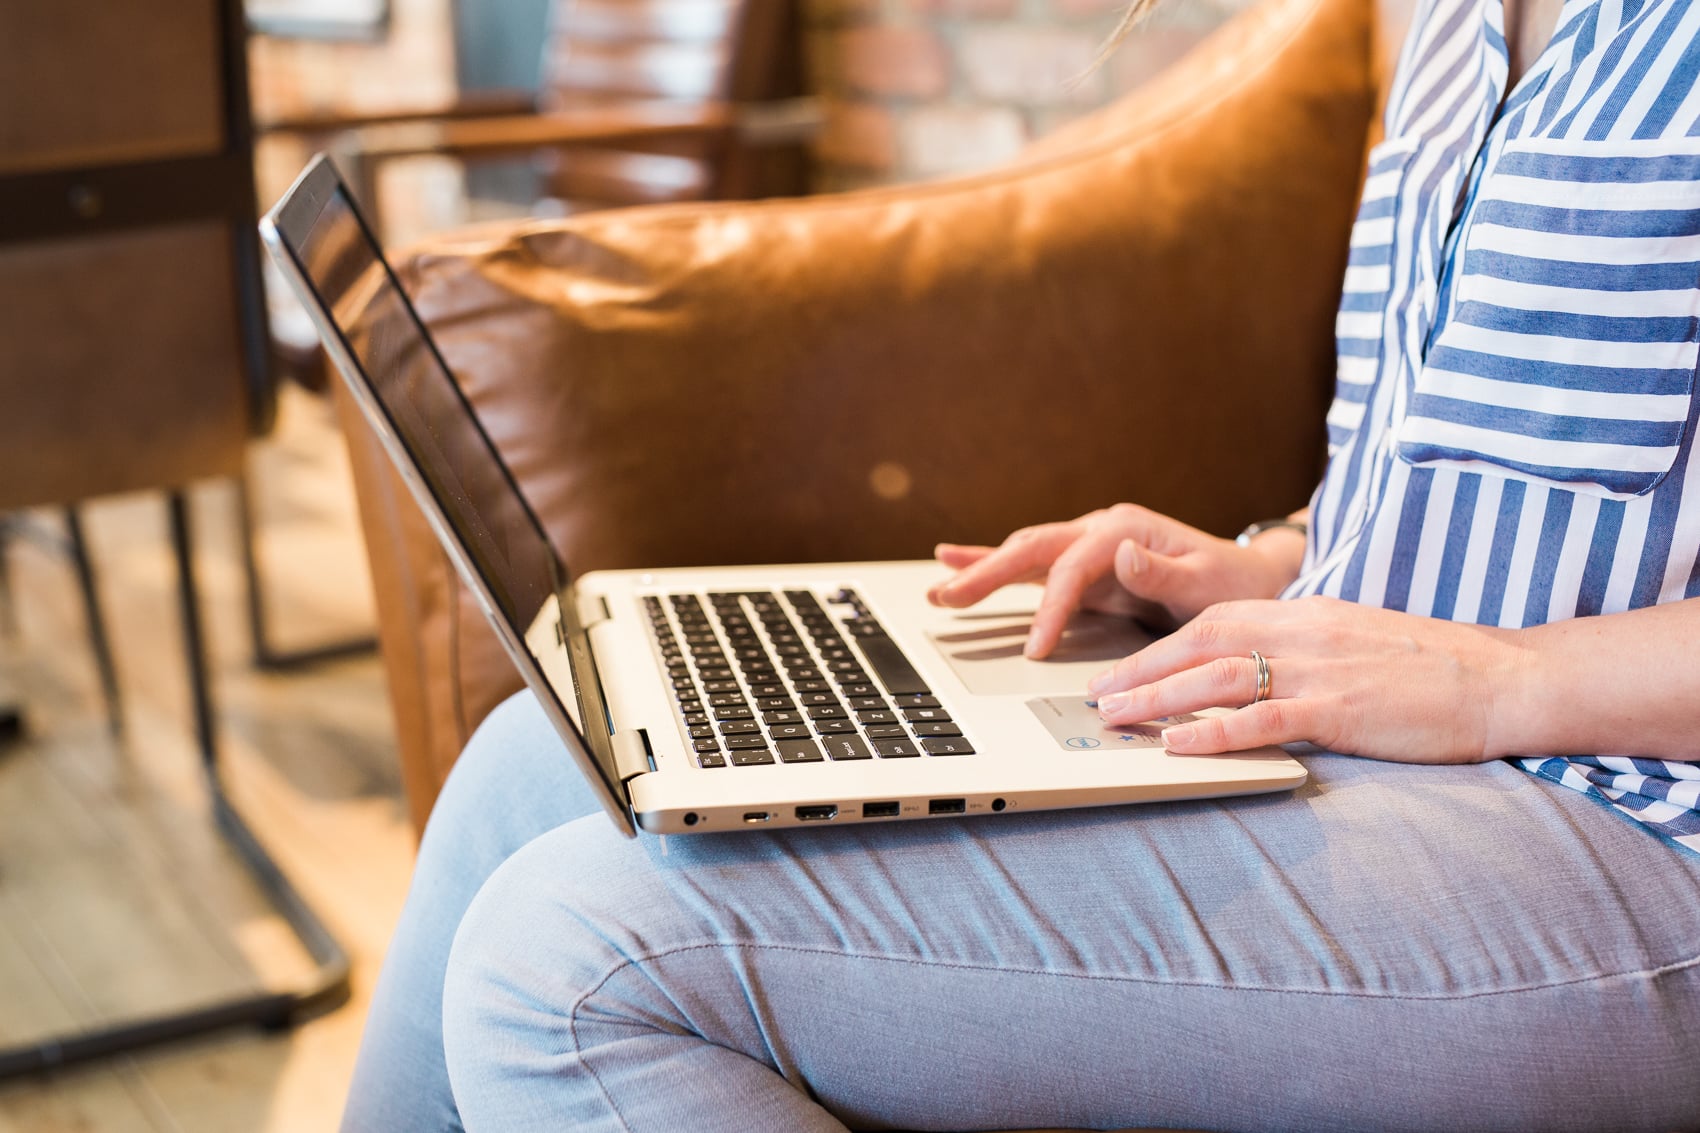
[1234,518,1308,548]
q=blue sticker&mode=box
[1065,736,1102,750]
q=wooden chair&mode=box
[0,0,350,1078]
[260,0,818,227]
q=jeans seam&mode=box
[566,938,1700,1011]
[568,996,637,1132]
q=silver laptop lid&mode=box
[260,155,634,837]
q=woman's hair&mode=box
[1092,0,1164,73]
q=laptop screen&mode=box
[263,158,632,834]
[278,180,563,633]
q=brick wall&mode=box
[807,0,1258,191]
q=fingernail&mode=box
[1098,691,1130,713]
[1162,724,1197,750]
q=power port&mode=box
[795,804,839,822]
[928,798,966,815]
[862,800,900,819]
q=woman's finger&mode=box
[933,543,993,570]
[1026,529,1131,658]
[1160,697,1317,755]
[928,525,1077,608]
[1096,652,1289,724]
[1087,601,1294,695]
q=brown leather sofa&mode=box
[338,0,1411,842]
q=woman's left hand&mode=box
[1089,595,1533,764]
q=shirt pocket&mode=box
[1329,135,1420,453]
[1396,135,1700,499]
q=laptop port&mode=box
[794,804,839,822]
[928,798,966,815]
[743,811,773,824]
[862,801,901,819]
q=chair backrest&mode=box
[0,0,271,510]
[534,0,806,208]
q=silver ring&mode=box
[1250,650,1272,705]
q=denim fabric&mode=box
[346,692,1700,1131]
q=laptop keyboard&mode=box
[642,589,973,768]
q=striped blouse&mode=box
[1289,0,1700,850]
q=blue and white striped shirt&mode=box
[1291,0,1700,849]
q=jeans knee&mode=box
[440,829,634,1120]
[420,691,599,859]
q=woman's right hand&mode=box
[926,504,1307,659]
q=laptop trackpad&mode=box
[925,609,1157,697]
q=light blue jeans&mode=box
[342,691,1700,1132]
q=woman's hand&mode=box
[928,504,1305,658]
[1089,595,1531,763]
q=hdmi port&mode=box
[795,804,839,822]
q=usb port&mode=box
[862,800,900,819]
[928,798,966,815]
[794,804,839,822]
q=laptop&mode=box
[260,155,1307,838]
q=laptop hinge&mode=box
[576,590,611,630]
[611,729,652,783]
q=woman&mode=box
[341,0,1700,1124]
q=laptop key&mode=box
[703,679,741,693]
[684,712,709,727]
[689,724,714,739]
[725,734,770,750]
[855,633,930,696]
[912,721,962,737]
[849,696,886,711]
[863,724,907,739]
[720,720,761,735]
[874,739,920,759]
[902,707,952,723]
[730,749,776,767]
[839,682,876,697]
[710,693,748,709]
[763,710,803,725]
[893,694,941,709]
[776,738,825,763]
[922,738,975,756]
[697,753,728,769]
[750,682,787,698]
[693,738,721,754]
[806,704,846,720]
[794,679,830,693]
[769,722,811,741]
[821,734,873,761]
[814,719,855,735]
[857,710,897,726]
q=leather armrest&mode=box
[338,0,1377,834]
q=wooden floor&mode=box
[0,388,416,1131]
